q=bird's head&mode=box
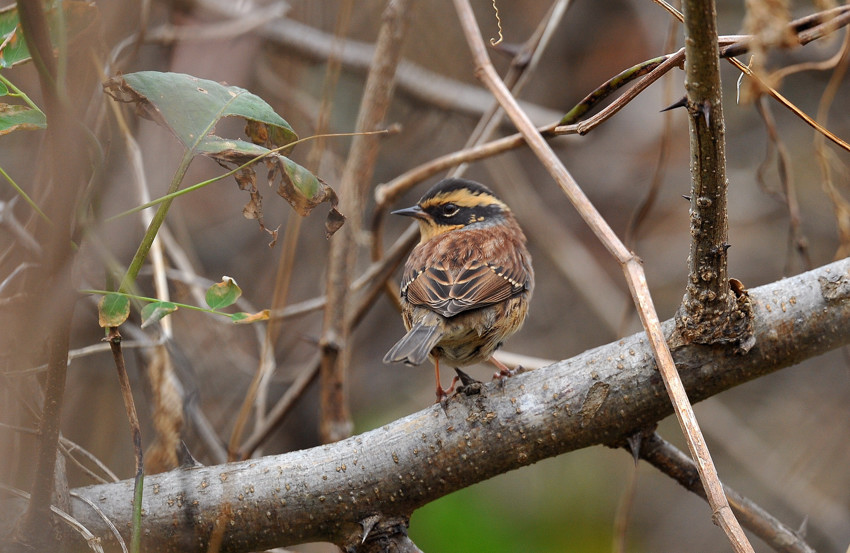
[391,178,511,243]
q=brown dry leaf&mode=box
[740,0,797,102]
[270,155,345,238]
[144,345,183,474]
[231,309,271,324]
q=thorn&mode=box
[682,195,691,201]
[660,96,688,112]
[178,441,202,467]
[454,368,478,387]
[722,242,731,251]
[360,514,381,544]
[796,515,808,538]
[453,369,481,396]
[625,432,643,466]
[699,100,711,126]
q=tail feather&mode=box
[383,319,444,366]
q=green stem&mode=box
[105,155,250,223]
[0,74,45,112]
[0,164,51,223]
[118,151,194,294]
[82,289,240,319]
[131,473,144,553]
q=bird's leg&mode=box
[433,357,459,404]
[490,356,525,385]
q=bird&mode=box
[383,178,534,403]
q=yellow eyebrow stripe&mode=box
[420,189,507,210]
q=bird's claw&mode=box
[493,365,525,387]
[436,376,460,412]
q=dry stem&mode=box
[319,0,414,444]
[450,0,752,551]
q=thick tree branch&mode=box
[3,258,846,553]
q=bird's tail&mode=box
[383,316,444,366]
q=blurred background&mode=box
[1,0,849,551]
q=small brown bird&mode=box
[383,178,534,402]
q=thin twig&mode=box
[319,0,414,444]
[250,0,354,448]
[451,1,752,551]
[728,55,850,153]
[60,439,115,485]
[0,483,106,553]
[106,328,144,553]
[71,491,129,553]
[453,0,572,176]
[753,98,812,274]
[638,433,815,553]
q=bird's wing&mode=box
[403,258,526,318]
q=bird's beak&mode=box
[391,205,427,219]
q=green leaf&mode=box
[140,301,178,329]
[0,104,46,135]
[102,72,298,152]
[205,277,241,310]
[98,293,130,328]
[0,81,8,96]
[0,1,99,69]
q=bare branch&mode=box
[638,433,815,553]
[320,0,415,444]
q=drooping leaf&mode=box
[0,1,100,69]
[102,72,298,152]
[98,293,130,328]
[205,277,241,310]
[197,135,342,240]
[0,104,46,135]
[140,301,178,329]
[230,310,270,324]
[273,155,345,238]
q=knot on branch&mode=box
[818,272,850,302]
[674,279,755,352]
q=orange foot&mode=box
[490,356,525,385]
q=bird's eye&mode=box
[441,203,459,217]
